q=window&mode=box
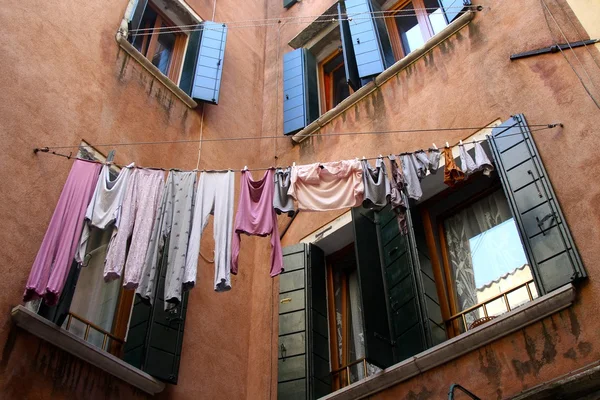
[319,50,351,113]
[277,115,586,399]
[385,0,449,60]
[125,0,228,104]
[33,143,189,385]
[130,4,187,82]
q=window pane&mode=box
[131,8,158,55]
[395,2,425,54]
[424,0,448,35]
[152,26,176,75]
[332,65,350,107]
[443,190,533,329]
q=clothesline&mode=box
[33,124,558,172]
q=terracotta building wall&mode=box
[259,0,600,398]
[0,0,271,398]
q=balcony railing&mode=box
[446,280,536,333]
[64,312,124,353]
[331,357,369,388]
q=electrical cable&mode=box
[556,0,600,71]
[33,124,558,172]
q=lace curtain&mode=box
[443,190,512,326]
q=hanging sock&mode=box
[76,164,132,264]
[459,144,478,176]
[184,171,235,292]
[387,155,409,235]
[23,160,101,306]
[400,154,423,201]
[443,147,466,187]
[474,142,495,176]
[288,160,364,211]
[231,169,283,277]
[413,151,430,179]
[136,171,196,310]
[273,167,295,217]
[427,148,441,174]
[104,168,165,288]
[361,158,391,210]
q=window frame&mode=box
[132,2,188,83]
[318,49,353,114]
[384,0,444,61]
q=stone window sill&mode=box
[292,10,476,144]
[320,284,576,400]
[115,35,198,109]
[11,305,165,395]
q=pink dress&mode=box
[288,160,364,211]
[231,169,283,277]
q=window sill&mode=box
[10,305,165,395]
[115,35,198,109]
[291,10,476,144]
[319,283,576,400]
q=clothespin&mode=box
[243,165,248,171]
[379,154,383,158]
[362,156,366,160]
[292,162,296,167]
[445,142,450,148]
[106,149,116,165]
[432,143,438,150]
[459,140,463,145]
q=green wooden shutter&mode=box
[283,49,318,136]
[338,2,361,92]
[179,27,202,94]
[440,0,471,23]
[352,207,395,369]
[344,0,394,80]
[278,244,331,400]
[123,242,188,384]
[488,115,586,294]
[376,205,442,362]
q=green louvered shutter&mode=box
[338,2,361,92]
[440,0,471,23]
[352,207,394,368]
[278,244,331,400]
[344,0,394,80]
[123,243,188,384]
[283,49,318,136]
[376,205,442,362]
[489,115,586,294]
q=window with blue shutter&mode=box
[489,115,586,294]
[283,48,319,136]
[344,0,394,81]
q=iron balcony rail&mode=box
[445,280,536,332]
[331,357,369,388]
[65,312,125,351]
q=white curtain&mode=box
[443,190,512,326]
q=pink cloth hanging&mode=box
[23,159,101,305]
[231,169,283,277]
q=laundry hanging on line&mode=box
[24,139,495,307]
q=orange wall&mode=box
[1,0,600,399]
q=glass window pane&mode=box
[424,0,448,35]
[395,2,425,54]
[443,190,532,328]
[152,26,176,75]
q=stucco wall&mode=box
[0,0,272,398]
[263,0,600,398]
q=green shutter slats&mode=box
[283,49,318,136]
[489,115,586,294]
[190,21,227,104]
[338,2,361,91]
[345,0,394,79]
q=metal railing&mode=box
[448,383,481,399]
[65,312,124,352]
[446,280,536,332]
[331,357,368,388]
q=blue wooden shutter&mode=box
[189,21,227,104]
[278,244,331,399]
[123,243,188,384]
[283,49,318,136]
[344,0,394,80]
[284,0,298,8]
[440,0,471,23]
[338,2,361,91]
[489,115,586,294]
